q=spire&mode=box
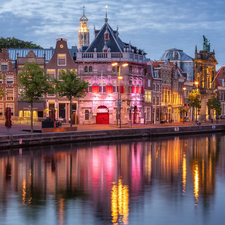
[105,5,108,23]
[80,4,88,24]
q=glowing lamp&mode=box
[118,76,123,80]
[122,63,128,67]
[111,62,118,67]
[183,87,186,91]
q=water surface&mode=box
[0,133,225,225]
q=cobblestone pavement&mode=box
[0,120,224,136]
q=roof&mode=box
[159,48,193,61]
[86,22,124,52]
[7,48,77,62]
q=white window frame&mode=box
[0,103,3,116]
[6,75,14,84]
[57,54,66,66]
[47,69,55,79]
[6,89,14,101]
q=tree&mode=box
[187,89,201,122]
[53,69,89,127]
[18,62,53,132]
[0,74,5,99]
[0,37,42,52]
[207,96,222,123]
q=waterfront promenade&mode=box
[0,120,225,136]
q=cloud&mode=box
[0,0,225,66]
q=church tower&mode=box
[78,5,89,50]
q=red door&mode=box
[96,113,109,124]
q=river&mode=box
[0,133,225,225]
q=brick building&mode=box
[0,49,17,117]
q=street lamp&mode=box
[111,62,128,128]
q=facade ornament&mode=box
[203,35,210,53]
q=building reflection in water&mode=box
[0,134,224,223]
[111,179,129,224]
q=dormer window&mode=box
[105,33,109,40]
[104,28,109,40]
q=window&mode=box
[85,110,89,120]
[223,72,225,75]
[47,69,55,79]
[129,66,132,74]
[58,69,65,79]
[153,97,156,105]
[156,85,159,91]
[84,66,88,72]
[148,79,151,87]
[88,86,92,92]
[113,86,117,92]
[103,86,106,93]
[145,91,151,102]
[0,77,2,84]
[1,64,8,71]
[112,66,116,72]
[6,76,13,84]
[6,103,14,116]
[6,89,13,100]
[0,104,3,116]
[157,97,159,105]
[58,54,66,66]
[153,84,155,91]
[89,66,92,72]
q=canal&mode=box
[0,133,225,225]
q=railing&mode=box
[78,52,145,62]
[82,53,93,58]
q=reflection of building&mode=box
[0,49,17,117]
[193,37,218,121]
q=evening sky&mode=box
[0,0,224,68]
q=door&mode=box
[96,113,109,124]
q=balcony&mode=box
[76,51,146,63]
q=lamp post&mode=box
[182,87,187,124]
[112,62,128,128]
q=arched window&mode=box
[85,110,89,120]
[84,66,88,72]
[89,66,92,72]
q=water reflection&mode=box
[0,133,224,224]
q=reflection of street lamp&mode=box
[111,62,128,128]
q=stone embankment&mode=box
[0,124,224,149]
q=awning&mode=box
[18,102,45,111]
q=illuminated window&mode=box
[6,89,13,100]
[6,103,14,115]
[47,69,55,79]
[58,54,66,66]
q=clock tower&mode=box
[78,5,89,50]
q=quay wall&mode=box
[0,124,225,149]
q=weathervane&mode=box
[105,5,108,22]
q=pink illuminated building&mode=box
[75,13,148,124]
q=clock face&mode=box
[60,44,63,48]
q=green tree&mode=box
[207,96,222,123]
[187,89,201,122]
[0,37,42,51]
[18,62,53,132]
[53,69,89,127]
[0,74,5,99]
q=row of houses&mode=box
[0,11,225,124]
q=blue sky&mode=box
[0,0,225,68]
